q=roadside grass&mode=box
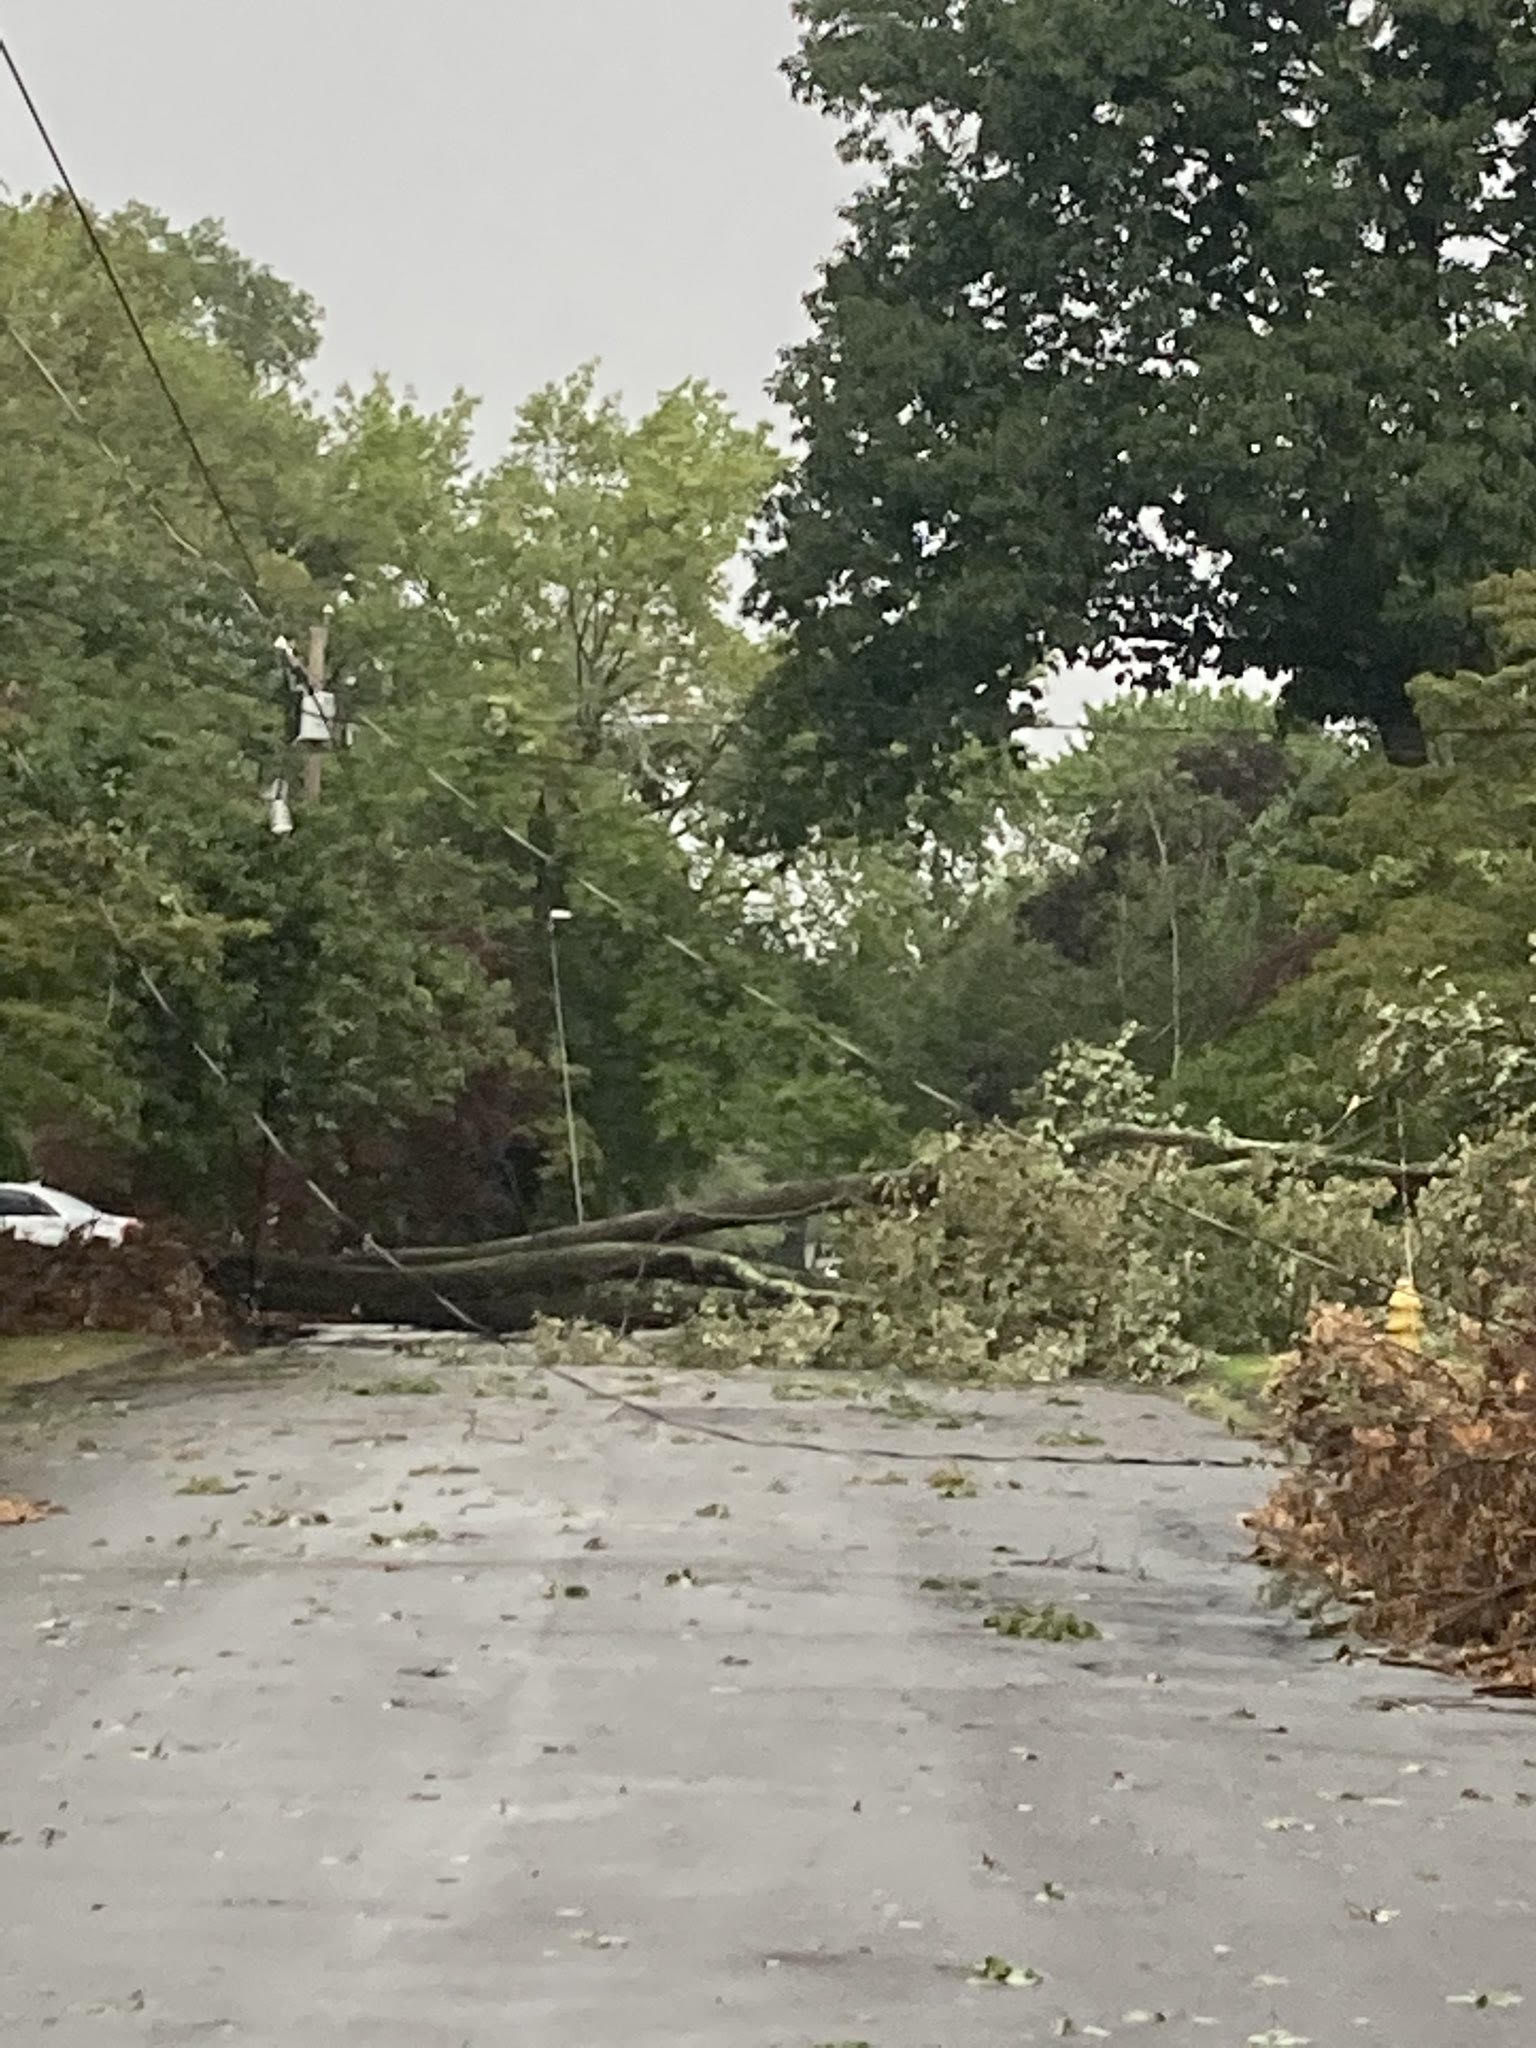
[0,1331,167,1395]
[1183,1351,1280,1436]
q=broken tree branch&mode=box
[382,1172,894,1266]
[1067,1124,1447,1184]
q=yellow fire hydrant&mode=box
[1385,1275,1424,1351]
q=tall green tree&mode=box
[475,367,779,800]
[821,687,1345,1118]
[741,0,1536,838]
[1014,688,1344,1082]
[1180,570,1536,1150]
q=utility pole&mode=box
[547,907,586,1224]
[272,612,348,826]
[301,619,329,806]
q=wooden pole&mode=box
[547,910,586,1224]
[301,621,328,805]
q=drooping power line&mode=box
[1,32,269,597]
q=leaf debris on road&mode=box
[975,1955,1044,1987]
[985,1604,1101,1642]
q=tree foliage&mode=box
[0,193,898,1241]
[1179,573,1536,1151]
[740,0,1536,837]
[13,179,1536,1363]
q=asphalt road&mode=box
[2,1341,1533,2047]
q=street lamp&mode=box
[547,908,585,1225]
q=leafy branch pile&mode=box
[672,1089,1407,1385]
[1250,1307,1536,1689]
[819,1126,1203,1384]
[0,1229,227,1343]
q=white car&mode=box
[0,1182,140,1248]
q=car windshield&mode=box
[30,1187,98,1223]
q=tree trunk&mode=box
[220,1237,846,1333]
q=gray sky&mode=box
[1,1,853,448]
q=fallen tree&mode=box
[205,1074,1477,1350]
[222,1172,896,1331]
[212,1121,1425,1344]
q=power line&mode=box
[1,33,268,596]
[526,709,1536,742]
[2,314,264,615]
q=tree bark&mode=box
[221,1238,846,1332]
[382,1172,889,1266]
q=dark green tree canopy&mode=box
[741,0,1536,838]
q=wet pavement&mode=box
[1,1341,1533,2046]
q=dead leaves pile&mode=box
[1250,1305,1536,1690]
[0,1227,227,1341]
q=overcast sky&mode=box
[1,1,854,448]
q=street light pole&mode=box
[547,908,585,1225]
